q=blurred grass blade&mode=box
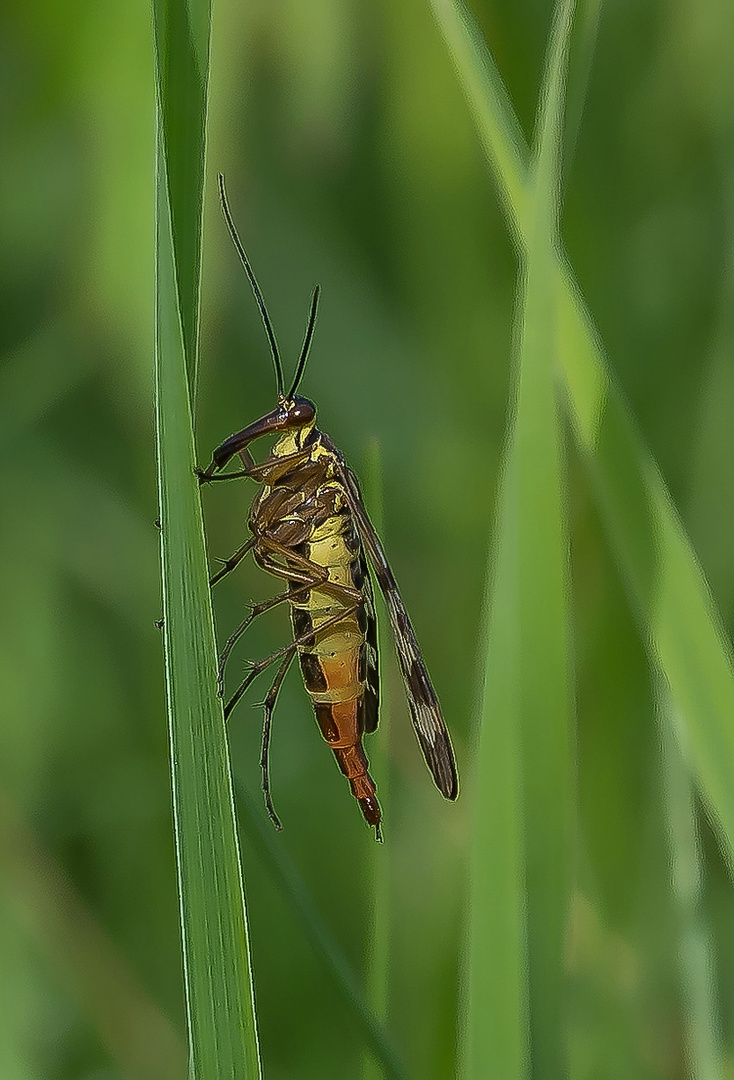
[154,0,262,1076]
[360,437,393,1080]
[0,786,187,1080]
[658,683,723,1080]
[561,0,602,187]
[428,0,528,238]
[514,3,575,1073]
[463,2,575,1075]
[463,449,526,1079]
[430,0,734,869]
[235,782,409,1080]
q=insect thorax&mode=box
[271,416,317,458]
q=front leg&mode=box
[197,428,259,481]
[196,445,257,485]
[197,447,313,486]
[196,466,252,485]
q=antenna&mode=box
[287,285,321,400]
[218,173,285,397]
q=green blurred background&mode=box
[2,0,734,1077]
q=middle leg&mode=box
[210,537,255,588]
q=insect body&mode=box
[199,176,458,837]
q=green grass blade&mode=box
[154,1,262,1075]
[562,0,602,187]
[463,449,526,1079]
[463,2,575,1075]
[428,0,528,239]
[153,0,210,391]
[658,683,723,1080]
[515,4,575,1073]
[430,0,734,869]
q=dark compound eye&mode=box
[291,397,316,424]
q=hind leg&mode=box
[224,602,360,720]
[256,650,297,830]
[216,583,309,697]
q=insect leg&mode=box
[196,445,257,483]
[224,602,360,720]
[216,583,310,697]
[256,537,362,602]
[196,467,252,484]
[210,537,255,588]
[257,649,297,830]
[216,534,327,696]
[198,447,311,485]
[246,449,313,485]
[219,538,358,696]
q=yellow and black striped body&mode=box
[248,423,381,829]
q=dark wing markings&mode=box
[361,552,380,734]
[324,439,458,799]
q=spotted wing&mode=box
[330,446,458,799]
[361,551,380,734]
